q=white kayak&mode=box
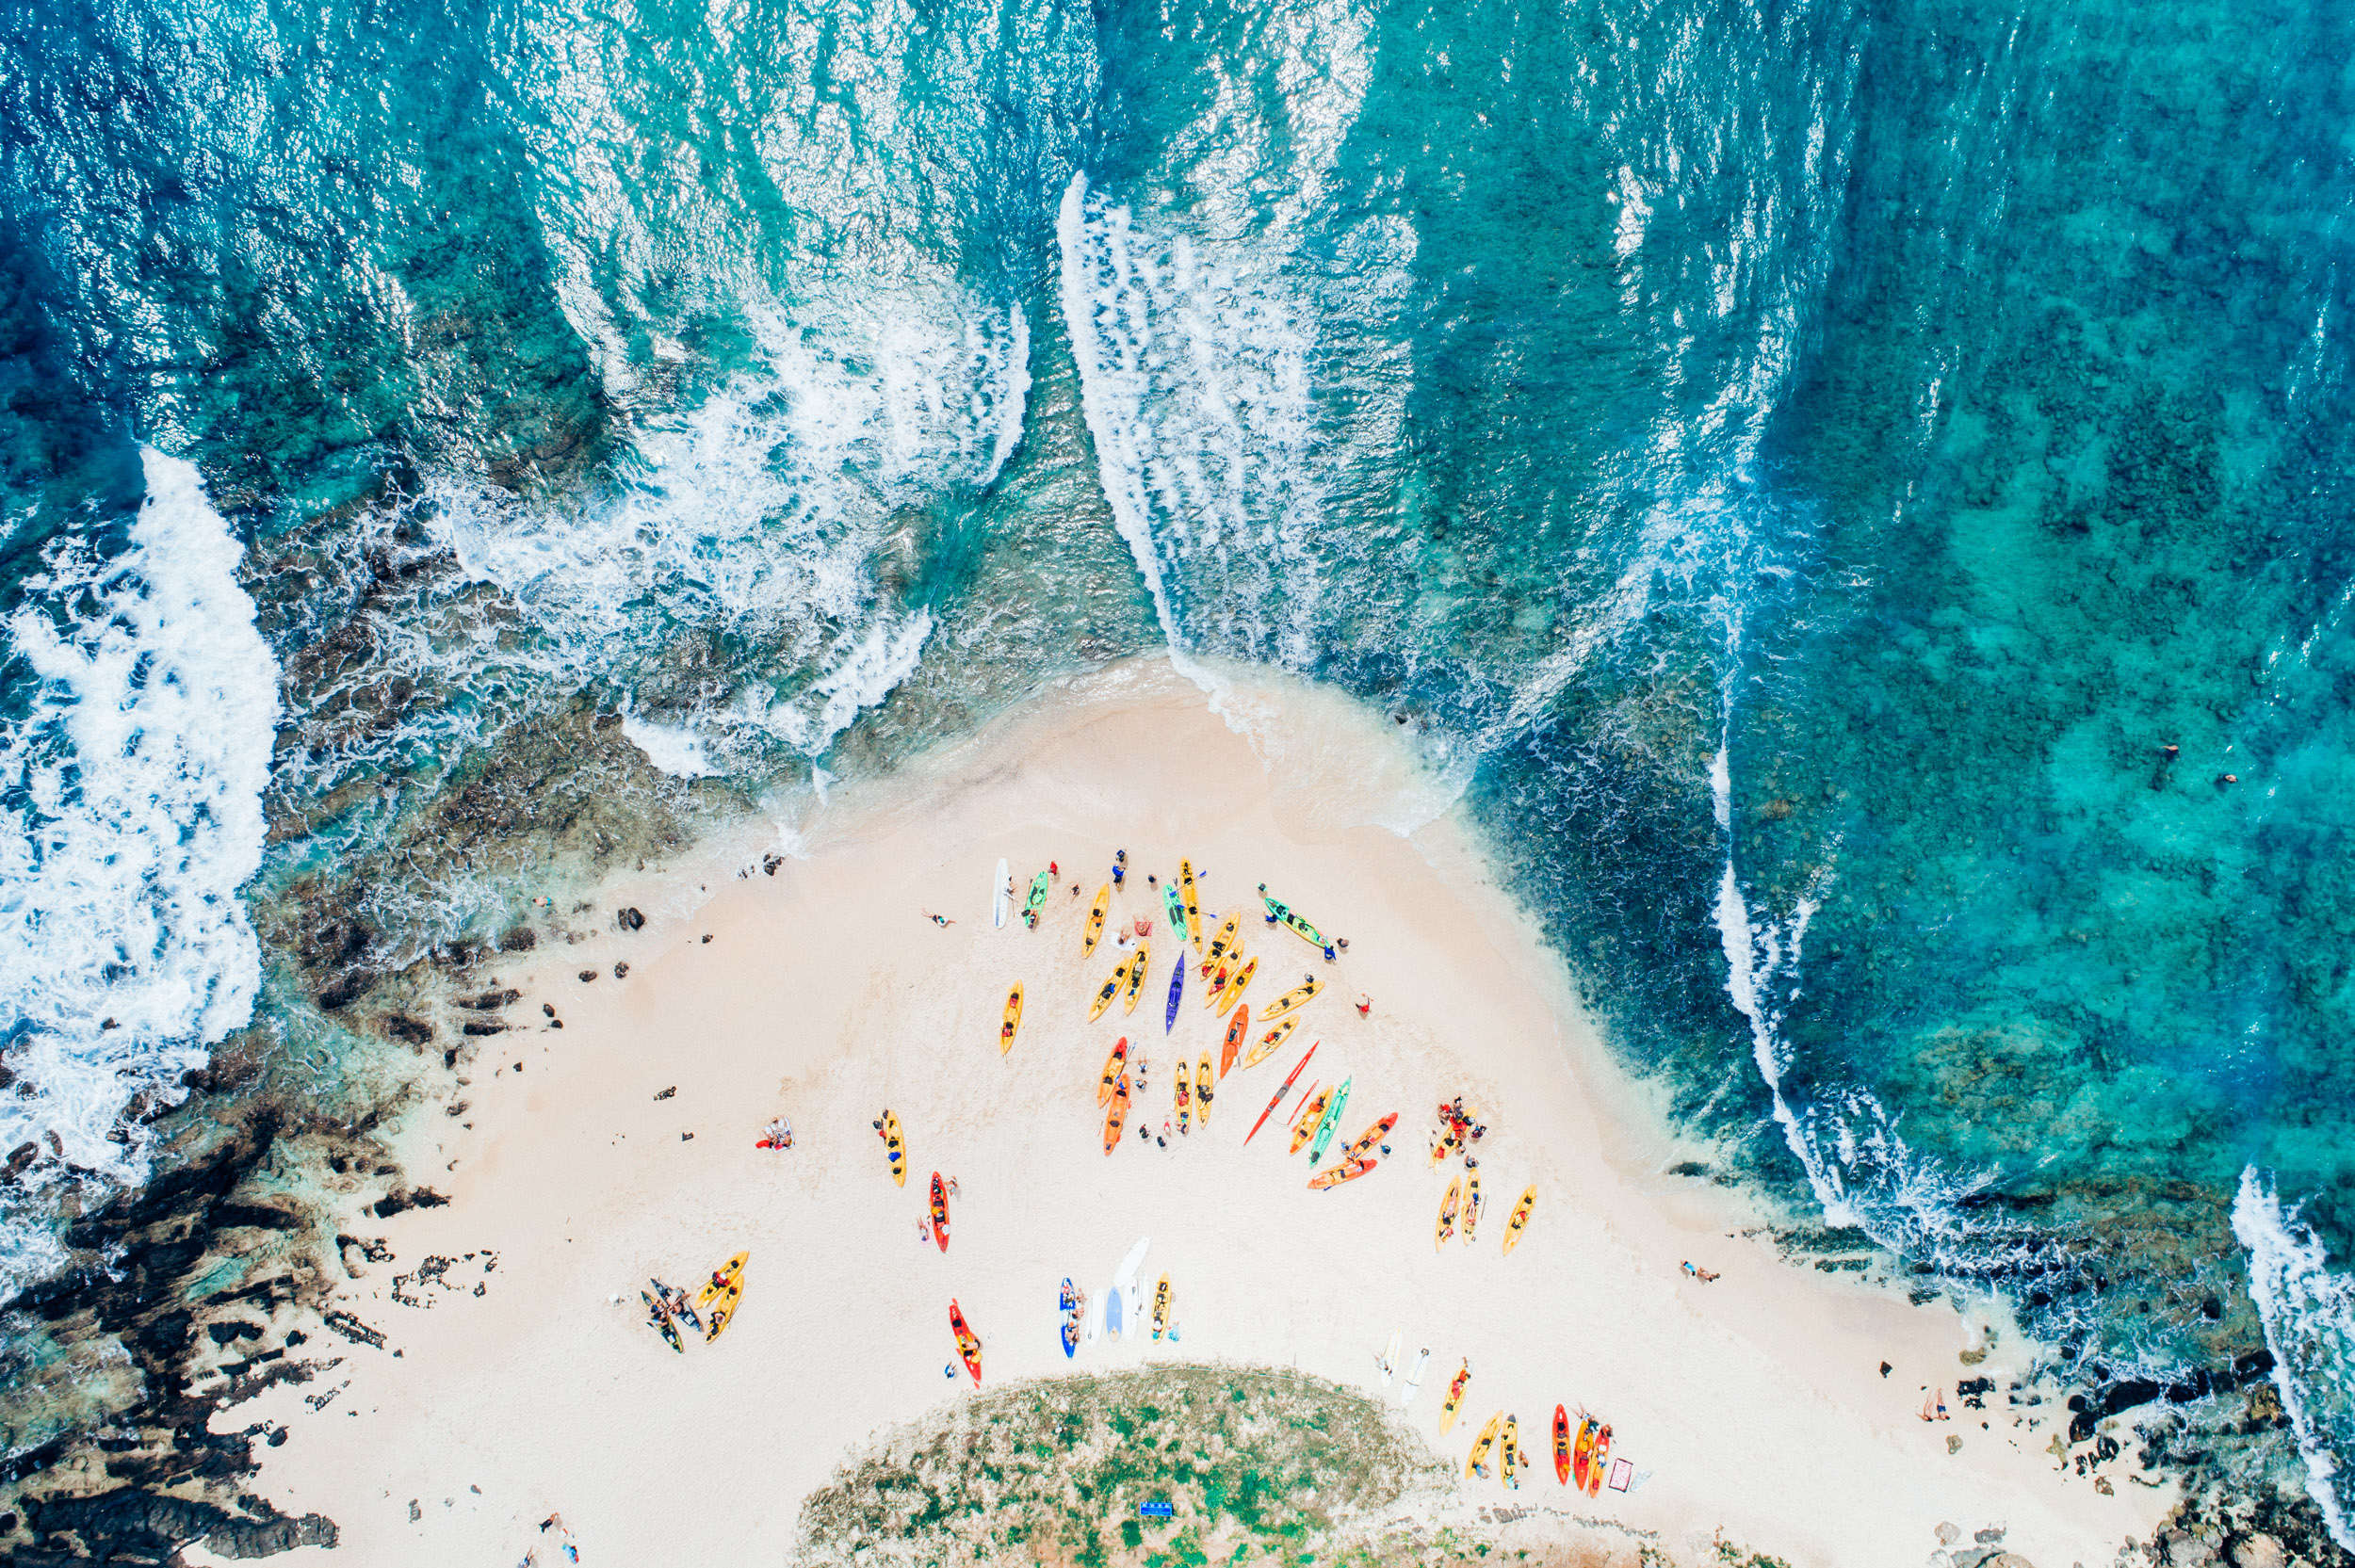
[992,858,1009,928]
[1400,1348,1431,1405]
[1108,1235,1148,1342]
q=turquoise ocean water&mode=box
[7,0,2355,1540]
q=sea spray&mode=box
[2234,1168,2355,1553]
[0,452,280,1299]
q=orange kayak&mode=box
[1572,1415,1598,1490]
[1306,1156,1375,1189]
[1097,1038,1129,1106]
[1340,1113,1396,1162]
[1287,1083,1333,1154]
[1103,1072,1129,1155]
[949,1299,983,1384]
[1220,1005,1250,1077]
[1552,1405,1571,1485]
[930,1172,950,1253]
[1587,1424,1613,1495]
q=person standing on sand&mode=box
[1356,994,1372,1016]
[1113,849,1127,888]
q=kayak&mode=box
[1060,1278,1080,1359]
[1436,1178,1461,1248]
[1174,1058,1192,1135]
[1203,946,1237,1006]
[1122,941,1150,1013]
[652,1277,700,1334]
[1587,1424,1614,1496]
[1103,1072,1130,1154]
[1179,860,1202,953]
[1241,1016,1296,1070]
[1256,975,1322,1025]
[1572,1416,1598,1490]
[1097,1038,1129,1105]
[1194,1054,1213,1126]
[1287,1083,1334,1154]
[1461,1169,1483,1242]
[992,857,1008,928]
[1401,1348,1430,1405]
[1552,1405,1571,1485]
[1256,881,1328,949]
[700,1253,749,1342]
[1090,954,1133,1022]
[999,984,1024,1055]
[642,1290,683,1354]
[1502,1186,1536,1254]
[696,1251,749,1313]
[1201,912,1241,977]
[1340,1112,1396,1162]
[880,1108,907,1188]
[1306,1156,1375,1189]
[1244,1043,1318,1143]
[1438,1359,1471,1433]
[1151,1274,1172,1339]
[1501,1415,1521,1490]
[1164,962,1184,1032]
[1307,1077,1352,1164]
[1220,1005,1249,1076]
[1216,956,1257,1015]
[949,1299,983,1384]
[1163,881,1189,946]
[1084,883,1111,956]
[930,1172,951,1253]
[1466,1412,1502,1478]
[1025,870,1051,928]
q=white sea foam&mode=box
[2233,1168,2355,1552]
[0,452,280,1299]
[620,705,715,780]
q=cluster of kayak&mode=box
[640,1251,747,1352]
[1431,1356,1624,1495]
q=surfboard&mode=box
[1201,912,1240,977]
[1091,954,1132,1022]
[949,1299,983,1384]
[1114,1236,1150,1286]
[1084,883,1111,956]
[1106,1284,1124,1338]
[999,984,1023,1055]
[1307,1077,1352,1164]
[1256,975,1322,1025]
[1216,956,1257,1015]
[1164,962,1184,1032]
[879,1109,907,1187]
[1103,1072,1129,1155]
[930,1172,950,1253]
[1438,1360,1470,1433]
[1179,859,1202,953]
[1401,1348,1430,1405]
[1502,1185,1536,1254]
[993,858,1008,928]
[1194,1054,1212,1126]
[1122,941,1150,1013]
[1466,1413,1502,1479]
[1162,881,1189,946]
[1436,1178,1461,1248]
[1097,1038,1129,1105]
[1378,1330,1401,1386]
[1219,1006,1248,1077]
[1240,1016,1295,1071]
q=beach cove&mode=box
[193,660,2173,1566]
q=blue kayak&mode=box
[1164,962,1184,1032]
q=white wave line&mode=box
[2234,1166,2355,1552]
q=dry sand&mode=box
[199,657,2169,1566]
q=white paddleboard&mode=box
[1378,1329,1402,1386]
[1401,1348,1430,1405]
[992,858,1009,928]
[1106,1285,1123,1338]
[1113,1235,1149,1288]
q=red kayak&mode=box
[948,1299,983,1384]
[1340,1112,1397,1162]
[1244,1043,1319,1144]
[1306,1156,1376,1189]
[930,1172,950,1253]
[1552,1405,1570,1485]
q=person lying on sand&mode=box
[763,1117,792,1148]
[925,911,953,926]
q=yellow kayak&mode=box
[999,985,1024,1055]
[1152,1274,1173,1339]
[1240,1016,1297,1070]
[1215,956,1257,1016]
[1194,1054,1213,1126]
[1201,911,1241,977]
[1465,1411,1502,1479]
[1090,954,1134,1022]
[1203,946,1237,1006]
[880,1110,907,1188]
[1084,883,1111,957]
[1179,860,1203,955]
[1500,1414,1521,1489]
[1256,975,1322,1024]
[1461,1169,1482,1242]
[1288,1083,1333,1154]
[697,1251,750,1342]
[1122,941,1150,1013]
[1438,1359,1471,1434]
[1502,1185,1536,1254]
[1436,1178,1461,1248]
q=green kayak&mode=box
[1258,882,1326,948]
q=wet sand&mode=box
[194,657,2169,1566]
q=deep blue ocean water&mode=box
[8,0,2355,1537]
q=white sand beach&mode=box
[198,659,2170,1566]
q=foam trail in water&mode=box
[0,452,281,1298]
[2234,1168,2355,1552]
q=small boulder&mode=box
[2231,1534,2284,1568]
